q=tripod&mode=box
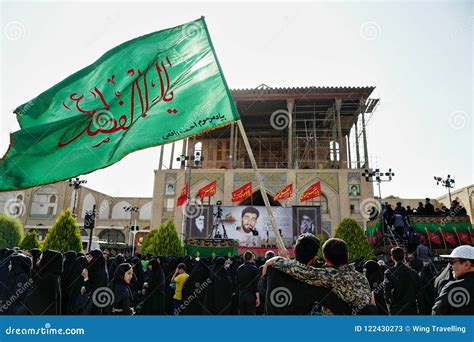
[209,205,228,239]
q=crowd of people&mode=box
[375,199,468,240]
[0,233,473,316]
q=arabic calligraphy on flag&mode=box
[1,18,239,191]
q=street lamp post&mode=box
[362,168,396,248]
[177,151,204,242]
[434,175,455,204]
[362,168,395,206]
[123,206,139,254]
[68,177,87,216]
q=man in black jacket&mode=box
[236,251,260,314]
[424,198,435,216]
[383,247,422,315]
[259,234,352,315]
[432,245,474,315]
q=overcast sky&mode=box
[1,0,472,199]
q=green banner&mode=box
[410,216,473,249]
[185,239,238,257]
[365,216,473,249]
[1,18,239,191]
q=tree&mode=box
[335,218,373,261]
[42,208,82,252]
[19,230,40,250]
[141,220,184,256]
[0,214,24,249]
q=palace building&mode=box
[1,85,385,250]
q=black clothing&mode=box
[434,264,455,297]
[261,266,352,315]
[424,202,435,216]
[107,263,133,315]
[26,249,63,315]
[383,263,422,315]
[85,249,109,314]
[61,251,77,314]
[364,260,388,315]
[66,256,88,315]
[3,254,32,314]
[236,261,259,315]
[419,263,437,315]
[204,257,233,315]
[141,258,166,315]
[432,272,474,315]
[181,258,211,315]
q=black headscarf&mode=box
[203,257,233,315]
[3,253,32,314]
[26,249,63,315]
[363,260,384,290]
[109,263,133,309]
[86,249,108,290]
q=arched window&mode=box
[329,141,339,161]
[31,187,59,216]
[99,229,125,243]
[81,193,96,218]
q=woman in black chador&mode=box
[107,263,134,315]
[66,255,88,315]
[180,258,211,315]
[26,249,63,315]
[140,258,166,315]
[3,253,32,314]
[61,251,77,314]
[204,257,233,315]
[83,249,109,314]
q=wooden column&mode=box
[287,99,294,169]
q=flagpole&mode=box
[236,120,286,252]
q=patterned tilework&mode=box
[296,173,339,193]
[191,173,225,191]
[233,173,287,194]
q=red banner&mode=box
[231,182,252,202]
[198,180,217,200]
[274,183,293,202]
[299,181,321,202]
[177,182,189,207]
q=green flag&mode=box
[1,18,239,191]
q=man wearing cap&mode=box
[432,245,474,315]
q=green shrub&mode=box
[42,208,82,252]
[335,218,373,261]
[0,214,24,249]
